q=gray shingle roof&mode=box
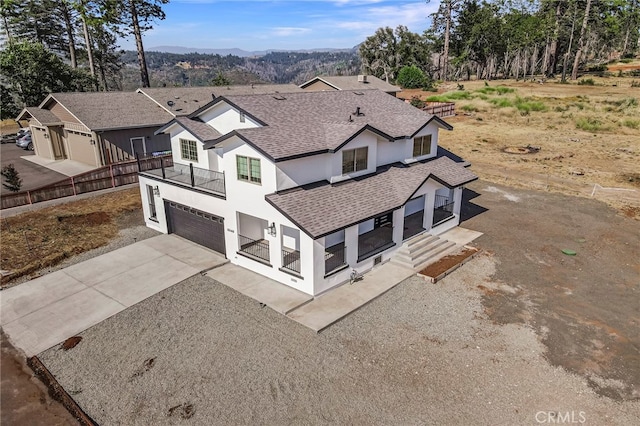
[140,84,304,116]
[301,75,401,93]
[266,156,478,239]
[170,117,222,142]
[204,90,450,161]
[19,107,62,125]
[44,92,173,131]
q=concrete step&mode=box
[396,234,437,256]
[392,236,458,270]
[405,233,437,248]
[413,241,458,271]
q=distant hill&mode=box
[120,49,361,89]
[147,46,358,57]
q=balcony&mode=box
[433,194,455,226]
[324,243,347,275]
[139,156,225,197]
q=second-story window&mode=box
[180,138,198,161]
[237,155,261,184]
[342,147,368,174]
[413,135,432,157]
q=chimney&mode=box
[357,74,367,83]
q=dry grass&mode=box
[0,188,142,286]
[400,77,640,214]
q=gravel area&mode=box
[38,253,640,425]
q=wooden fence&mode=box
[0,155,173,210]
[423,102,456,117]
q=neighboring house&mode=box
[138,89,477,296]
[137,84,304,117]
[299,75,401,96]
[17,92,173,166]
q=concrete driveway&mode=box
[0,144,66,195]
[1,235,226,356]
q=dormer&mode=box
[193,98,262,135]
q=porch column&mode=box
[344,224,359,266]
[423,193,435,231]
[392,207,404,246]
[453,187,463,216]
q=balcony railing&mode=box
[281,248,301,274]
[139,156,225,196]
[325,243,346,275]
[238,234,270,263]
[433,194,455,226]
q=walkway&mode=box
[1,235,226,356]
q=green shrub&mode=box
[578,78,595,85]
[410,96,426,109]
[461,104,478,112]
[396,65,427,89]
[620,58,633,64]
[621,119,640,129]
[632,80,640,88]
[425,91,472,102]
[576,117,606,132]
[588,64,607,72]
[514,97,547,112]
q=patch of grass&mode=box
[425,91,473,102]
[576,117,608,132]
[461,104,479,112]
[0,188,142,286]
[621,119,640,129]
[514,97,548,113]
[488,98,513,108]
[475,86,515,95]
[572,102,586,110]
[578,78,596,86]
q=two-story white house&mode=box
[138,89,477,296]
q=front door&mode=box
[49,126,66,160]
[130,137,146,157]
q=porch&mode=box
[433,194,455,226]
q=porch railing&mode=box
[357,226,394,262]
[238,235,270,263]
[139,155,225,196]
[325,243,346,274]
[433,194,455,226]
[281,248,301,274]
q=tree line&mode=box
[360,0,640,84]
[1,0,167,118]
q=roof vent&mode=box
[358,75,368,83]
[354,106,364,116]
[353,91,364,95]
[273,95,286,100]
[167,100,175,108]
[348,115,353,122]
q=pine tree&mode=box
[1,164,23,192]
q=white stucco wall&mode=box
[275,153,332,191]
[198,102,260,134]
[170,127,210,170]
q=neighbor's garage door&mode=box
[164,201,226,255]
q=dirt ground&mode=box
[400,78,640,216]
[461,181,639,402]
[1,331,78,425]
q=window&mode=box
[239,111,246,123]
[237,155,261,184]
[342,147,368,174]
[180,138,198,161]
[146,185,157,221]
[413,135,432,157]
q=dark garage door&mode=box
[165,201,226,256]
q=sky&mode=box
[120,0,441,52]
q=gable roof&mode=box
[202,90,452,161]
[156,116,222,143]
[300,75,401,93]
[40,92,173,132]
[16,107,62,126]
[266,156,478,239]
[138,84,304,116]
